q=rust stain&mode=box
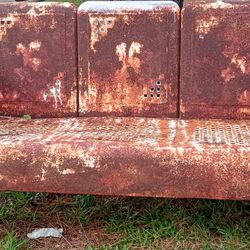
[0,116,249,200]
[181,0,250,119]
[0,3,78,118]
[78,1,179,117]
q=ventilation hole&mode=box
[157,87,161,92]
[156,80,161,85]
[194,124,249,145]
[194,127,200,142]
[150,88,154,92]
[6,20,11,25]
[144,94,147,98]
[150,94,154,98]
[239,140,244,145]
[0,20,4,25]
[157,94,160,98]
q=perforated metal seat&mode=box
[0,117,249,200]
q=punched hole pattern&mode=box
[0,18,12,33]
[193,124,250,146]
[144,80,162,99]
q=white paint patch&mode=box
[29,40,42,51]
[191,140,204,152]
[43,92,48,101]
[128,42,143,58]
[178,120,187,128]
[116,42,127,62]
[62,169,75,175]
[43,79,63,108]
[221,68,235,83]
[89,16,116,52]
[0,14,18,41]
[168,120,177,129]
[231,54,247,74]
[79,1,179,13]
[80,154,96,168]
[62,2,72,8]
[116,41,143,73]
[177,147,185,155]
[41,168,47,181]
[206,0,233,9]
[27,7,43,17]
[196,17,219,35]
[16,42,42,71]
[238,90,250,105]
[30,57,42,71]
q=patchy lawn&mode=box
[0,192,249,249]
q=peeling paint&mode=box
[231,54,247,74]
[29,40,42,51]
[79,1,179,13]
[43,78,63,107]
[0,14,18,41]
[62,169,75,175]
[196,17,219,35]
[201,1,233,10]
[89,16,116,52]
[221,68,235,83]
[0,117,249,200]
[78,1,179,117]
[0,2,77,118]
[181,0,250,119]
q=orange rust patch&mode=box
[0,3,77,118]
[0,117,249,200]
[181,0,250,119]
[78,2,179,117]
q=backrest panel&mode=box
[0,3,77,118]
[78,1,180,117]
[181,0,250,119]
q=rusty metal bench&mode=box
[0,1,249,200]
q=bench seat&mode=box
[0,117,249,200]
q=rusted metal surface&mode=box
[86,0,182,4]
[181,0,250,119]
[78,1,180,117]
[0,116,249,200]
[0,3,77,118]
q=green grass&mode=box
[0,193,249,249]
[0,232,28,250]
[46,0,85,6]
